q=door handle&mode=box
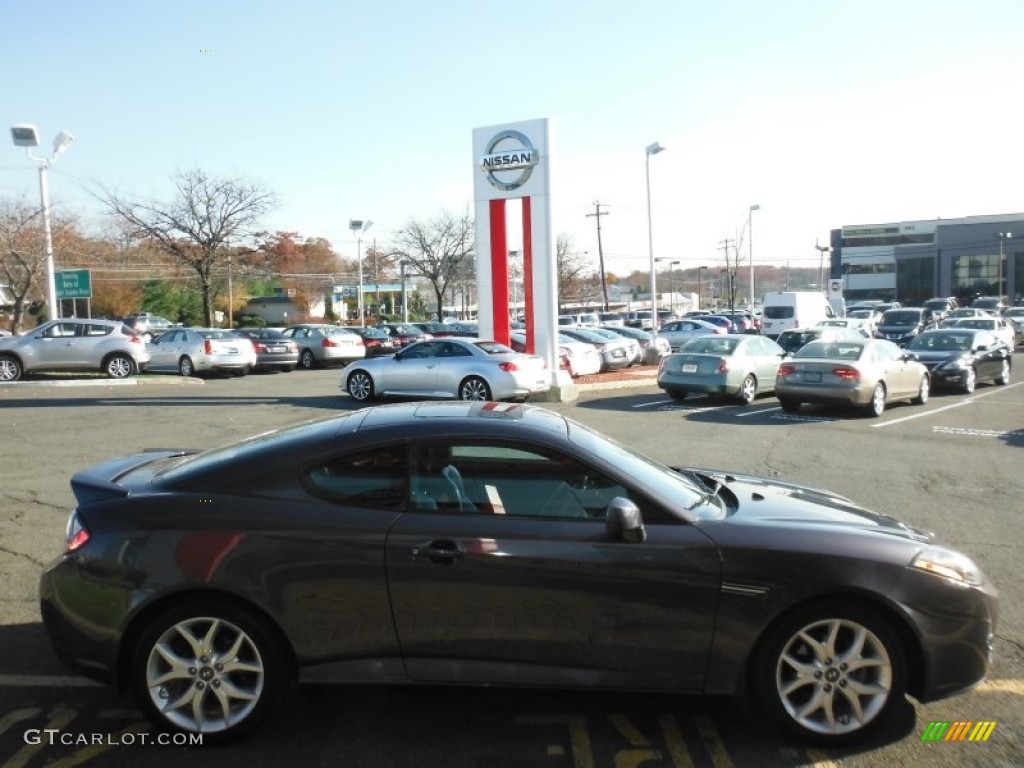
[411,540,465,564]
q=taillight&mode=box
[204,339,213,355]
[65,511,90,553]
[832,366,860,380]
[499,361,520,372]
[716,359,729,374]
[322,337,338,348]
[253,341,266,352]
[778,364,795,377]
[129,335,143,344]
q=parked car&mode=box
[905,329,1011,393]
[598,311,625,327]
[121,313,174,342]
[147,328,257,377]
[41,402,997,744]
[282,324,366,369]
[814,318,871,337]
[235,328,300,372]
[657,318,725,351]
[587,327,643,365]
[874,308,936,346]
[1004,307,1024,337]
[657,334,786,404]
[557,327,634,371]
[846,308,883,336]
[510,331,602,377]
[761,292,836,339]
[776,338,930,417]
[0,318,150,382]
[377,323,430,346]
[923,297,959,323]
[952,316,1018,349]
[971,296,1007,313]
[625,310,654,330]
[413,321,474,338]
[599,324,671,364]
[717,310,755,334]
[777,326,866,357]
[342,337,549,402]
[939,307,994,328]
[344,326,398,357]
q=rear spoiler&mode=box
[70,449,195,506]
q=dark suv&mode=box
[121,313,174,342]
[874,308,936,346]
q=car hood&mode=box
[684,468,932,542]
[907,349,967,363]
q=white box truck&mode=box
[761,291,836,339]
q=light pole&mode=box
[9,124,75,321]
[748,204,760,315]
[815,242,832,295]
[399,261,409,323]
[349,219,372,326]
[655,257,680,316]
[698,265,707,310]
[645,141,665,328]
[995,232,1012,299]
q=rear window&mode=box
[474,341,515,355]
[681,337,740,355]
[764,306,794,319]
[795,341,865,360]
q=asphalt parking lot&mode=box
[0,368,1021,767]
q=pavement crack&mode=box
[0,545,48,569]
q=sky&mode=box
[2,0,1023,278]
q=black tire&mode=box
[752,601,907,746]
[459,376,492,401]
[179,356,195,377]
[299,349,316,370]
[280,366,294,374]
[962,366,976,394]
[866,382,886,417]
[236,366,250,378]
[996,358,1010,386]
[666,389,687,402]
[912,375,929,405]
[779,397,801,413]
[738,374,757,405]
[346,370,374,401]
[0,355,23,382]
[104,353,135,379]
[131,601,286,744]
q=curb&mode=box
[0,376,206,388]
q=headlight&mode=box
[937,355,969,371]
[911,546,983,585]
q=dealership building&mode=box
[829,213,1024,305]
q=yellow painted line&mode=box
[2,706,76,768]
[977,679,1024,695]
[658,714,695,768]
[803,750,840,767]
[0,709,41,739]
[693,715,734,768]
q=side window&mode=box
[402,341,442,359]
[82,324,113,337]
[439,342,471,357]
[43,322,78,338]
[303,446,407,510]
[410,441,639,521]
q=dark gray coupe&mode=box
[39,402,996,745]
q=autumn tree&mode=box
[391,209,474,319]
[96,168,277,325]
[255,231,350,321]
[556,233,594,312]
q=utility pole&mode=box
[587,202,611,311]
[718,238,735,312]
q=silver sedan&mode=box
[147,328,257,377]
[342,337,550,402]
[776,338,930,417]
[657,334,786,404]
[658,318,726,351]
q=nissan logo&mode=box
[480,130,538,191]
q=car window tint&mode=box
[474,341,515,355]
[43,322,79,338]
[303,446,407,509]
[439,342,472,357]
[80,324,113,337]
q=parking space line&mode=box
[871,382,1023,429]
[632,399,671,408]
[734,406,780,418]
[0,675,101,688]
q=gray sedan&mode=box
[776,338,930,417]
[147,328,257,377]
[342,337,549,402]
[657,334,786,403]
[658,318,726,351]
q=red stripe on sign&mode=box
[489,199,509,346]
[522,196,534,354]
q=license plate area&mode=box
[804,372,821,383]
[682,363,698,373]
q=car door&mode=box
[146,329,185,369]
[386,341,444,395]
[876,341,917,397]
[31,321,84,368]
[750,337,783,391]
[973,332,1002,380]
[431,341,476,396]
[77,322,117,370]
[385,440,721,691]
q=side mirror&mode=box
[976,344,988,352]
[605,497,646,543]
[903,352,919,362]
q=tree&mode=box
[254,231,348,321]
[391,209,474,319]
[96,168,277,325]
[0,198,77,332]
[556,234,592,312]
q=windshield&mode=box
[566,417,721,520]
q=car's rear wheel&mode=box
[346,370,374,401]
[132,601,285,744]
[738,374,757,405]
[104,353,135,379]
[459,376,491,401]
[912,375,929,405]
[666,389,687,402]
[0,355,24,382]
[866,382,886,417]
[996,359,1010,386]
[962,366,976,393]
[753,602,906,746]
[299,350,316,370]
[179,356,195,377]
[779,397,801,413]
[280,366,294,373]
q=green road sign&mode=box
[56,269,92,299]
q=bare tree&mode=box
[391,209,474,319]
[95,168,277,325]
[556,233,592,312]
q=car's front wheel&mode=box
[962,366,976,393]
[0,355,24,382]
[132,601,286,744]
[346,370,374,401]
[996,358,1010,386]
[753,602,906,746]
